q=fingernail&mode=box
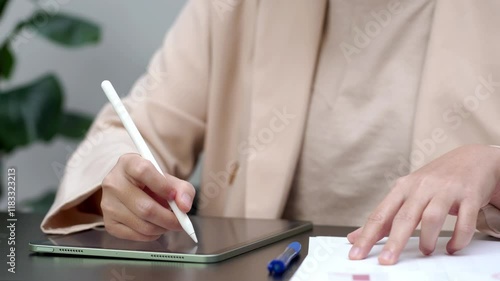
[181,193,193,208]
[379,250,393,262]
[349,247,362,259]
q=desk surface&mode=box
[0,212,469,281]
[0,213,356,281]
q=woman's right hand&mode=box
[100,153,196,241]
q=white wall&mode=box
[0,0,191,208]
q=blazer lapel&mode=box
[411,0,500,170]
[245,0,327,218]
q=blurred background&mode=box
[0,0,201,211]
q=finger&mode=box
[446,202,479,254]
[106,197,169,237]
[419,196,453,255]
[347,227,363,244]
[105,220,161,242]
[124,187,183,231]
[347,226,387,245]
[111,175,182,231]
[349,187,405,260]
[144,186,171,209]
[122,155,177,201]
[378,196,429,265]
[145,180,195,212]
[123,155,195,212]
[170,179,196,213]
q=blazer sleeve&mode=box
[41,0,211,234]
[477,205,500,238]
[476,145,500,239]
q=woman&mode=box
[42,0,500,265]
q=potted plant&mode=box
[0,0,101,207]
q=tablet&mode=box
[30,216,312,263]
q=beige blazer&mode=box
[42,0,500,237]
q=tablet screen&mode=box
[35,216,311,257]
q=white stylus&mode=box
[101,80,198,243]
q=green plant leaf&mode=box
[0,74,63,153]
[58,111,93,139]
[0,43,15,79]
[0,0,9,20]
[28,12,100,47]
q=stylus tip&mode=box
[190,233,198,243]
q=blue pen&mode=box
[267,242,302,275]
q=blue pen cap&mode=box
[267,242,302,275]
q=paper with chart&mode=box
[291,236,500,281]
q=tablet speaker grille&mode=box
[59,248,83,253]
[150,254,184,260]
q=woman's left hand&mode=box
[347,144,500,265]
